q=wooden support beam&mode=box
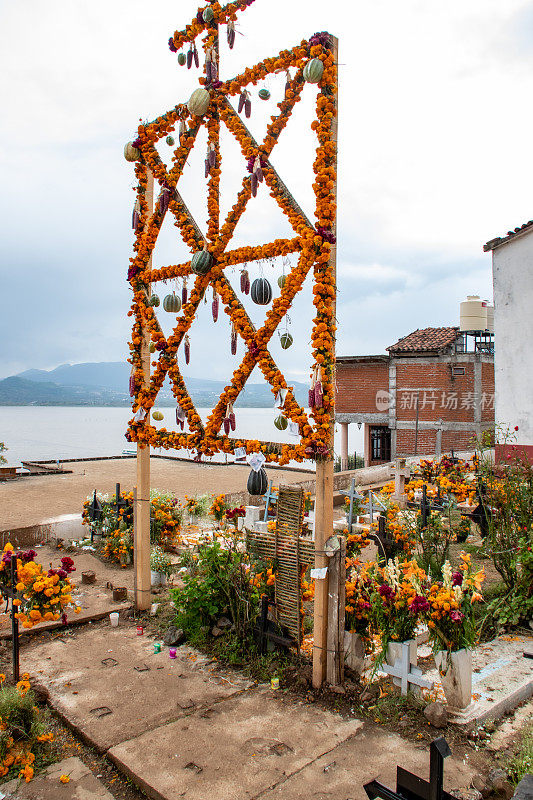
[313,33,338,689]
[135,168,154,612]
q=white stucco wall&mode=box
[492,230,533,445]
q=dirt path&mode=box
[0,458,313,530]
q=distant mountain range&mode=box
[0,362,308,408]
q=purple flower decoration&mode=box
[450,610,464,623]
[127,264,139,281]
[452,571,463,587]
[168,37,177,53]
[132,137,142,149]
[378,584,395,600]
[309,31,332,49]
[155,341,168,351]
[409,595,430,614]
[125,432,132,442]
[315,225,336,244]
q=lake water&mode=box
[0,407,364,468]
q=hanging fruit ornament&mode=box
[179,119,187,144]
[277,274,286,289]
[129,368,136,397]
[230,323,237,355]
[187,42,199,69]
[240,267,250,295]
[274,414,288,431]
[258,88,270,100]
[124,142,141,162]
[238,90,251,118]
[132,197,141,230]
[163,292,181,313]
[223,403,236,435]
[188,88,210,117]
[251,277,272,305]
[284,70,292,93]
[152,410,164,421]
[247,466,268,496]
[149,342,156,353]
[279,332,293,350]
[158,186,171,215]
[205,45,218,85]
[149,293,160,307]
[205,143,216,177]
[166,135,175,146]
[182,277,188,306]
[250,156,264,197]
[177,52,186,66]
[309,365,323,409]
[176,405,186,430]
[303,58,324,84]
[212,287,219,322]
[227,20,236,48]
[191,247,213,275]
[184,334,190,365]
[202,6,214,23]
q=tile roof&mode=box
[483,219,533,251]
[387,327,459,354]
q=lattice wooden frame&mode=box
[126,1,337,466]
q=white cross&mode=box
[382,642,434,695]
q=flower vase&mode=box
[386,639,417,669]
[344,631,365,678]
[435,648,472,709]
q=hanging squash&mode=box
[274,414,288,431]
[124,142,141,162]
[280,332,293,350]
[177,52,186,66]
[149,294,160,307]
[258,88,270,100]
[247,466,268,496]
[166,135,175,146]
[163,292,181,313]
[251,277,272,305]
[152,410,164,421]
[191,248,213,275]
[149,342,156,353]
[188,88,210,117]
[303,58,324,84]
[277,274,286,289]
[202,6,214,22]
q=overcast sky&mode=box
[1,0,532,384]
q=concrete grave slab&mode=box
[0,756,114,800]
[108,688,363,800]
[21,626,251,750]
[259,726,475,800]
[425,633,533,725]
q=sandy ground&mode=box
[0,458,313,530]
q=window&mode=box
[370,426,391,462]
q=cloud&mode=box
[0,0,526,383]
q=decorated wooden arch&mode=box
[125,0,338,466]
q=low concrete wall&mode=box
[1,514,85,548]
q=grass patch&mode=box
[507,723,533,786]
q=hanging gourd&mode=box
[177,52,186,66]
[277,274,286,289]
[303,58,324,84]
[240,268,250,295]
[258,88,270,100]
[152,410,164,421]
[149,294,160,307]
[274,414,288,431]
[166,135,175,146]
[124,142,141,162]
[203,6,214,22]
[163,292,181,313]
[247,467,268,496]
[251,277,272,305]
[280,332,293,350]
[191,248,213,275]
[188,88,210,117]
[149,342,156,353]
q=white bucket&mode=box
[109,612,119,627]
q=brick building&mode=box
[336,327,494,466]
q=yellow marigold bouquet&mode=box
[210,493,227,522]
[426,552,484,653]
[0,673,54,782]
[0,544,80,629]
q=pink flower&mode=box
[450,610,464,623]
[452,571,463,587]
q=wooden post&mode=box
[134,168,154,611]
[313,34,338,690]
[326,535,346,686]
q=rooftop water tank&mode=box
[485,303,494,333]
[460,295,487,332]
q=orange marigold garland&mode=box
[125,10,337,466]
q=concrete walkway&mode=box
[21,624,476,800]
[1,757,114,800]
